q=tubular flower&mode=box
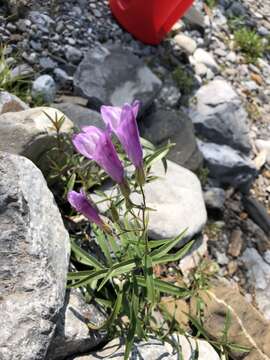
[72,126,125,184]
[68,190,106,230]
[101,101,143,169]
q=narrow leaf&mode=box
[150,229,187,260]
[71,241,105,270]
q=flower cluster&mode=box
[68,101,144,229]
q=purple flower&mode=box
[68,190,104,228]
[72,126,124,184]
[101,101,143,169]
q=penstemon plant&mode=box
[67,101,194,359]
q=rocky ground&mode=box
[1,0,270,359]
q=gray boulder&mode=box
[0,152,70,360]
[53,103,104,130]
[74,46,162,113]
[198,140,257,192]
[73,335,220,359]
[47,290,107,360]
[190,80,251,153]
[140,109,202,171]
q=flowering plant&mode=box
[67,101,193,359]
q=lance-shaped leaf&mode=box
[136,276,190,297]
[71,240,105,269]
[150,229,187,260]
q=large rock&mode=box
[0,91,29,114]
[0,107,73,164]
[242,248,270,321]
[0,152,70,360]
[139,109,203,171]
[198,140,257,192]
[190,80,251,153]
[74,46,162,113]
[94,160,207,243]
[192,279,270,360]
[47,290,107,360]
[53,103,104,130]
[74,335,220,359]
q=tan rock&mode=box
[227,260,238,275]
[174,34,197,55]
[160,297,189,328]
[228,229,243,257]
[0,91,29,114]
[0,107,73,166]
[191,280,270,360]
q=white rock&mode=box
[194,62,208,76]
[255,139,270,164]
[32,74,56,103]
[93,160,207,245]
[193,48,219,72]
[134,161,207,241]
[226,51,237,63]
[82,335,221,359]
[241,248,270,320]
[174,34,197,54]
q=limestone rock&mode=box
[75,335,220,359]
[174,34,197,54]
[190,80,251,153]
[93,160,207,244]
[74,46,162,113]
[255,139,270,164]
[139,109,203,171]
[0,107,73,165]
[0,91,29,114]
[193,49,219,72]
[0,152,70,360]
[47,290,107,360]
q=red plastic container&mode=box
[109,0,194,45]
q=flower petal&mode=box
[101,106,122,132]
[67,190,104,227]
